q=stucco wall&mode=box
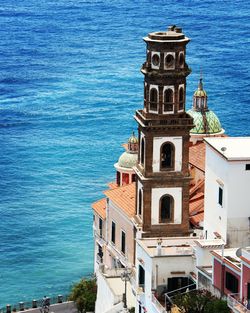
[204,144,250,246]
[107,200,134,267]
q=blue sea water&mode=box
[0,0,249,307]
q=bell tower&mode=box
[134,26,194,238]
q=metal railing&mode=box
[151,293,167,313]
[0,295,69,313]
[227,294,250,313]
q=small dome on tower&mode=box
[128,132,138,144]
[188,76,224,139]
[128,131,138,153]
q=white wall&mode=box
[151,187,182,225]
[204,144,250,246]
[95,272,122,313]
[153,136,182,172]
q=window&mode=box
[132,174,136,182]
[179,53,184,67]
[165,54,174,68]
[218,187,223,206]
[225,272,239,293]
[164,89,174,112]
[111,221,116,244]
[246,164,250,170]
[150,88,158,111]
[121,231,126,254]
[161,142,175,170]
[116,171,120,185]
[141,137,145,166]
[152,54,160,66]
[179,87,184,110]
[138,265,145,290]
[99,218,103,237]
[160,195,174,223]
[138,189,142,216]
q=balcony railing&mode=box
[227,294,250,313]
[151,293,167,313]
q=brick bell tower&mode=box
[134,25,194,238]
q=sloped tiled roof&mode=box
[189,142,206,172]
[104,183,136,218]
[189,179,205,227]
[92,198,106,219]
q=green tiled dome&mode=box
[118,151,137,168]
[187,109,222,134]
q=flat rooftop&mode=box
[204,137,250,161]
[212,248,242,269]
[137,237,196,257]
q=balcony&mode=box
[227,294,250,313]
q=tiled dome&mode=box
[188,109,223,134]
[118,151,137,168]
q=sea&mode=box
[0,0,249,307]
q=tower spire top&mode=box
[198,67,203,91]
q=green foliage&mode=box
[172,289,230,313]
[69,278,97,313]
[129,308,135,313]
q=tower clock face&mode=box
[152,54,160,66]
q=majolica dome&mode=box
[118,151,138,168]
[117,132,138,168]
[188,77,224,135]
[188,109,222,134]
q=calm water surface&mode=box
[0,0,249,306]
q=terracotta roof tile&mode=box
[190,212,204,227]
[189,142,206,172]
[104,183,136,218]
[107,182,119,189]
[92,198,106,219]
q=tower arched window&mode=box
[150,88,158,112]
[179,53,184,68]
[164,89,174,112]
[141,137,145,166]
[179,87,184,111]
[159,195,174,223]
[165,54,175,69]
[160,142,175,170]
[138,189,142,216]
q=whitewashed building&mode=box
[203,137,250,247]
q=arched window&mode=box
[159,195,174,223]
[141,137,145,166]
[165,54,175,69]
[161,142,175,170]
[138,189,142,216]
[164,89,174,112]
[150,88,158,111]
[179,53,184,67]
[179,87,184,110]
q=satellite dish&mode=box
[236,247,242,258]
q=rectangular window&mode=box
[218,187,223,206]
[246,164,250,170]
[139,265,145,291]
[121,231,126,254]
[225,272,239,293]
[99,218,103,237]
[111,221,116,244]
